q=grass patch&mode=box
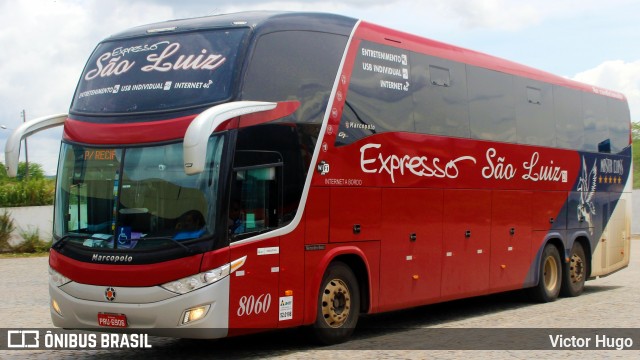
[0,210,16,252]
[0,210,51,255]
[0,252,49,258]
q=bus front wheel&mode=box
[561,241,587,297]
[528,244,562,302]
[311,261,360,345]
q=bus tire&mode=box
[311,261,360,345]
[528,244,562,302]
[560,241,586,297]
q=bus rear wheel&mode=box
[561,242,586,297]
[311,261,360,345]
[528,244,562,302]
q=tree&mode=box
[0,163,7,180]
[633,121,640,141]
[0,162,46,182]
[17,162,45,180]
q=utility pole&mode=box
[21,109,28,180]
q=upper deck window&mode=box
[71,28,247,115]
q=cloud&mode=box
[411,0,640,31]
[0,0,176,175]
[572,60,640,122]
[441,0,541,30]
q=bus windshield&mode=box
[71,28,247,115]
[54,136,224,251]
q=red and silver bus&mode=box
[5,11,632,344]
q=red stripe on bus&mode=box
[63,116,195,144]
[49,249,203,287]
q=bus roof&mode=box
[103,11,625,102]
[355,21,626,101]
[105,11,358,40]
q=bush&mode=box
[0,161,54,207]
[13,227,51,253]
[17,162,46,181]
[0,179,55,207]
[0,211,51,254]
[0,210,16,252]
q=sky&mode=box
[1,0,639,175]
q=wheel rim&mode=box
[542,255,559,292]
[321,278,351,328]
[569,253,584,284]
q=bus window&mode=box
[242,30,347,124]
[337,40,414,146]
[71,28,247,115]
[467,66,516,143]
[55,145,122,237]
[230,150,283,240]
[54,137,223,250]
[515,78,554,146]
[607,98,631,154]
[554,86,584,150]
[230,166,279,236]
[413,55,470,138]
[582,92,609,153]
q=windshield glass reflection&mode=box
[54,136,224,251]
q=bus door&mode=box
[227,153,283,332]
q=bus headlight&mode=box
[181,305,210,325]
[49,267,71,287]
[52,299,63,316]
[161,263,230,294]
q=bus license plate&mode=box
[98,313,128,328]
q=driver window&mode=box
[229,165,281,239]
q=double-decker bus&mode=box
[5,11,632,344]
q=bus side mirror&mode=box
[4,113,67,177]
[183,101,277,175]
[183,100,299,175]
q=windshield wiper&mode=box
[52,233,96,251]
[54,234,196,254]
[137,236,193,253]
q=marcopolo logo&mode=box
[105,287,117,302]
[91,253,133,263]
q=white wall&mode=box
[634,190,640,235]
[1,206,53,245]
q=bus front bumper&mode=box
[49,276,230,339]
